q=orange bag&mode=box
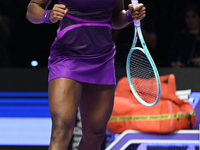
[107,74,196,133]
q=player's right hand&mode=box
[49,4,68,23]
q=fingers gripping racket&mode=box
[126,0,161,107]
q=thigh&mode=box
[48,78,83,125]
[79,83,115,134]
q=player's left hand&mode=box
[128,3,146,20]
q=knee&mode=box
[93,129,106,142]
[51,119,74,142]
[84,125,107,142]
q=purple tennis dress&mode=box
[48,0,118,85]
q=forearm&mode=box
[26,1,51,24]
[111,3,145,30]
[111,10,130,29]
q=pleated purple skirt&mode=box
[48,46,116,85]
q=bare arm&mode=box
[26,0,51,24]
[26,0,68,24]
[111,0,146,29]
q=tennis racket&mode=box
[126,0,161,107]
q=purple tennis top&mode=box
[48,0,118,85]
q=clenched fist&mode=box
[49,4,68,23]
[128,3,146,20]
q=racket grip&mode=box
[131,0,138,6]
[131,0,140,27]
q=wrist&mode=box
[125,10,134,23]
[42,10,53,24]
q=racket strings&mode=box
[130,50,157,104]
[129,53,155,71]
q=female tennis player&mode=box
[26,0,145,149]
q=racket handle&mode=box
[131,0,140,27]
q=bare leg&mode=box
[78,83,115,150]
[48,78,83,150]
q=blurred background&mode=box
[0,0,200,150]
[0,0,200,68]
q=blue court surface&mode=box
[0,91,200,150]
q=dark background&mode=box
[0,1,200,150]
[0,0,200,68]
